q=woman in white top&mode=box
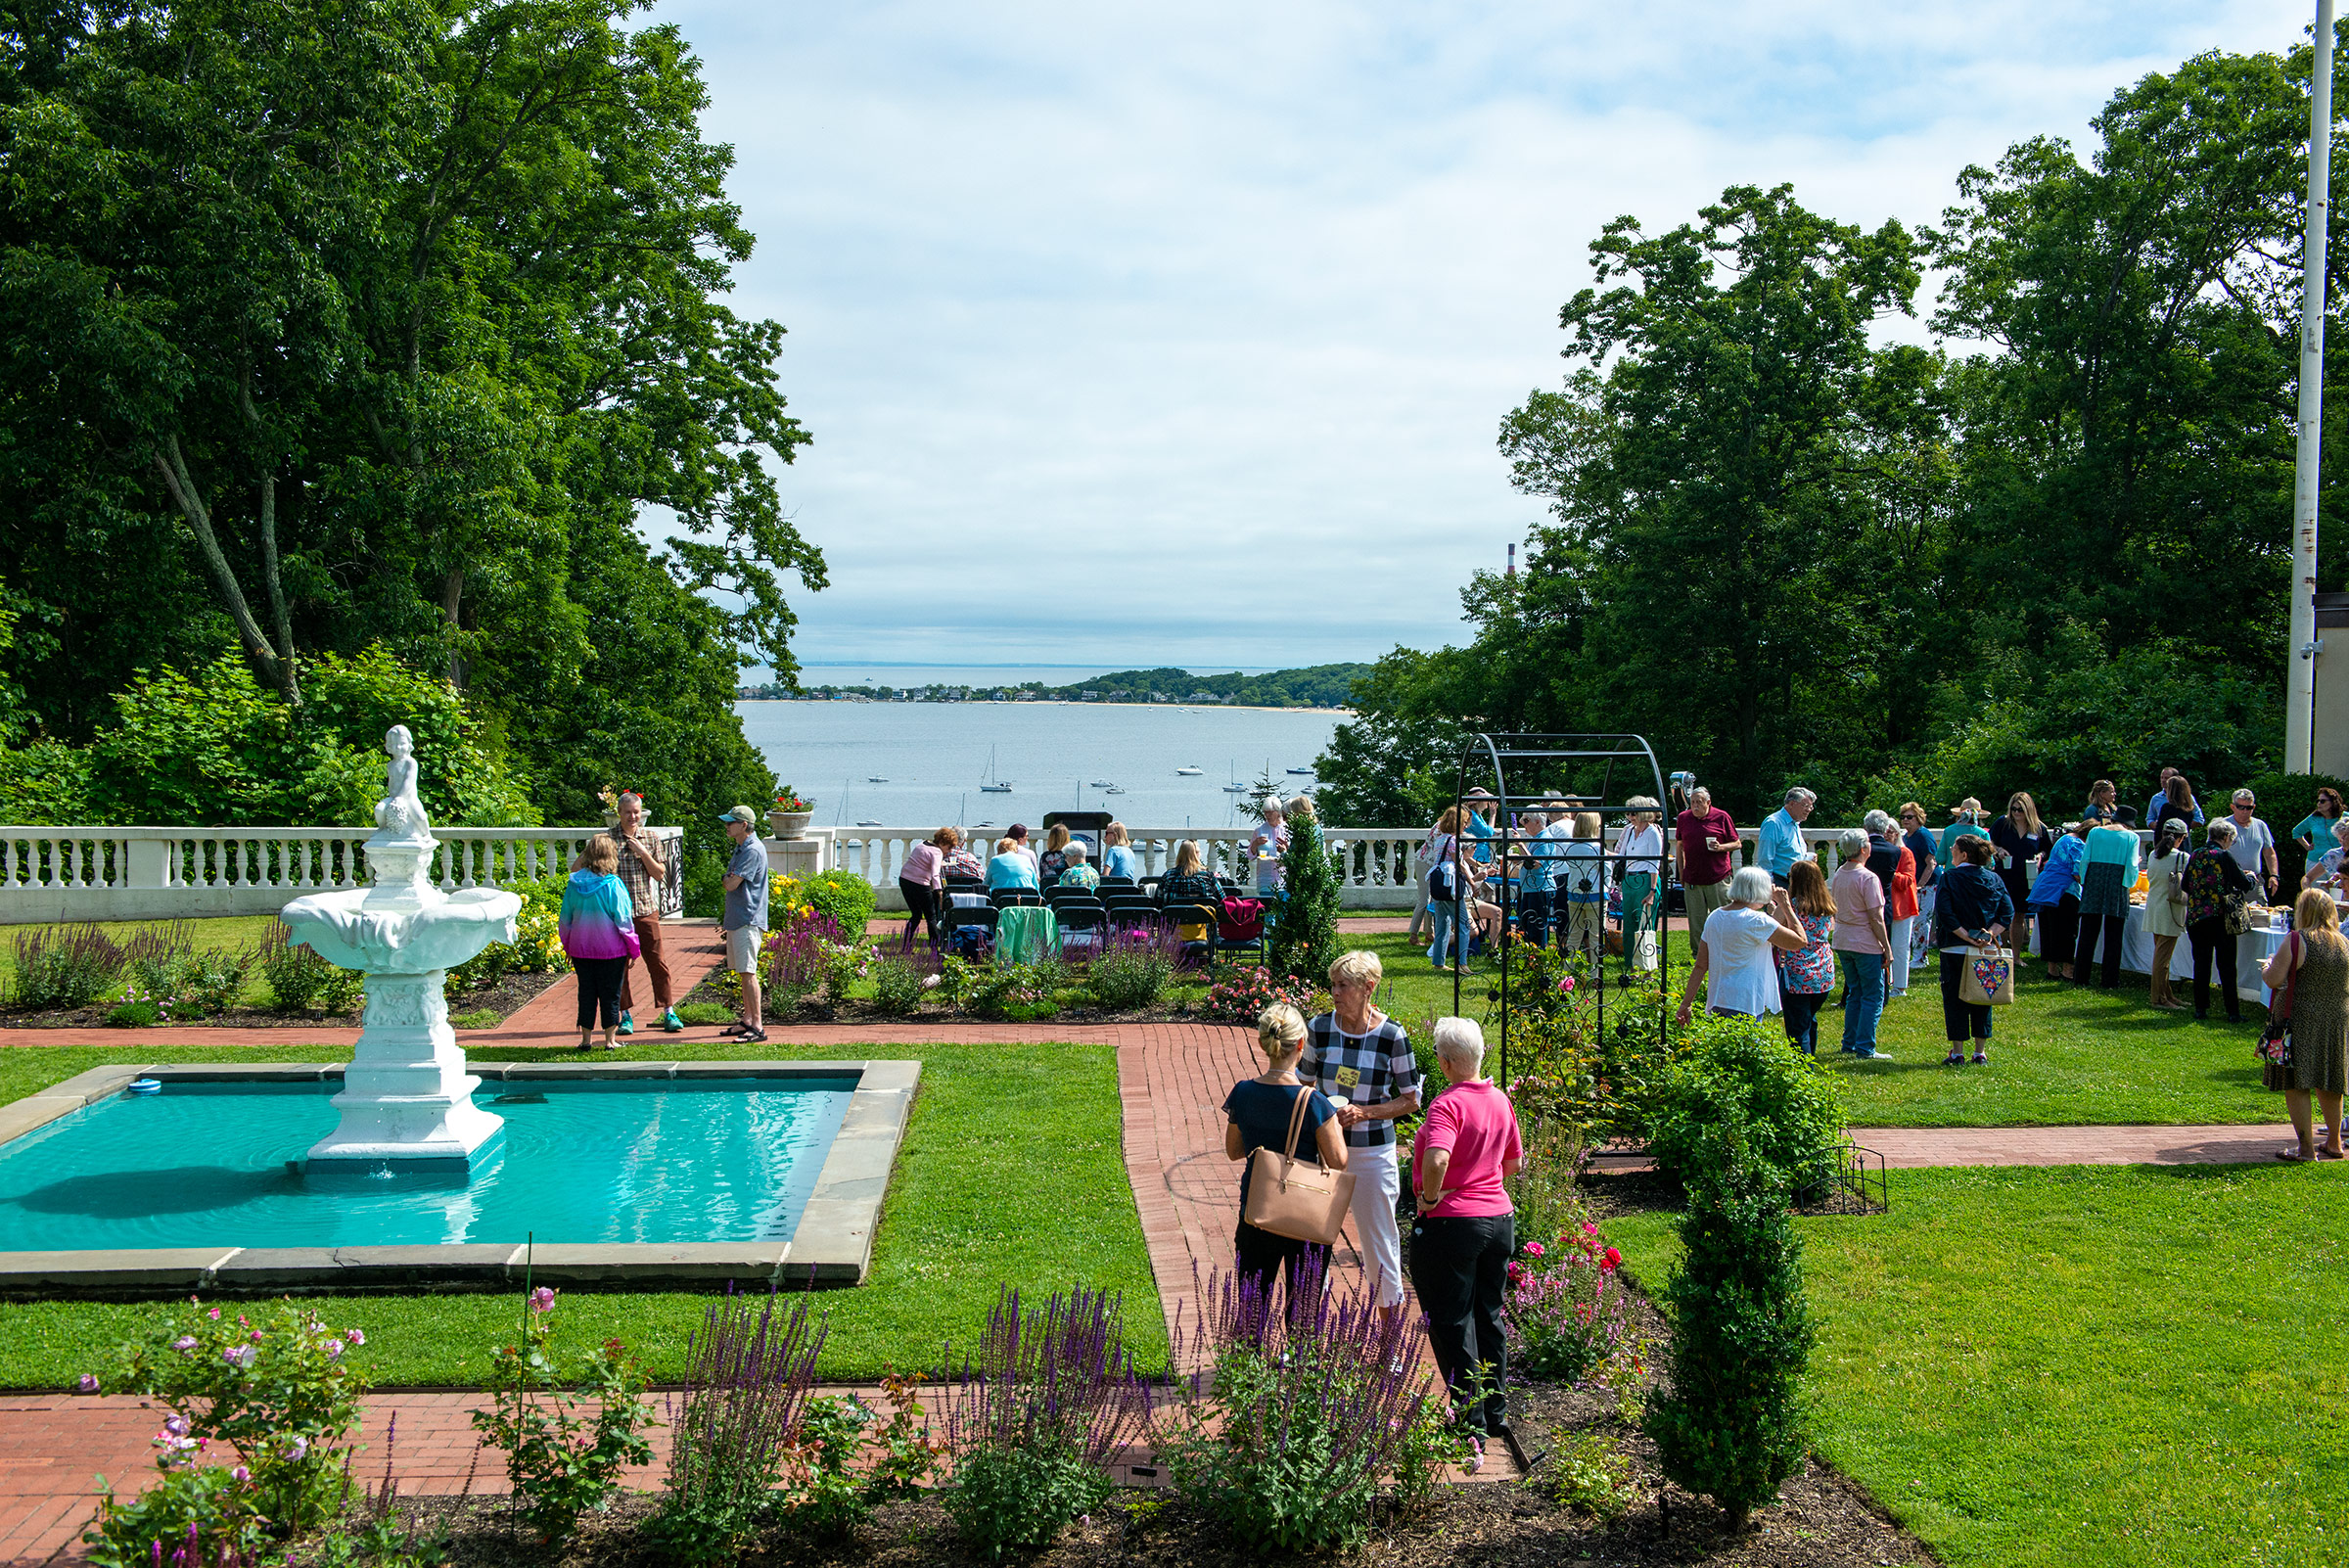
[1676,865,1811,1023]
[1614,795,1667,973]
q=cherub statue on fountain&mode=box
[373,724,434,845]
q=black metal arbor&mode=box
[1439,734,1674,1084]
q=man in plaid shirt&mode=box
[1301,948,1422,1313]
[608,793,682,1034]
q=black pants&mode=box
[1515,889,1551,947]
[899,878,940,945]
[2073,910,2126,988]
[1781,990,1825,1054]
[2036,895,2078,971]
[1407,1212,1513,1432]
[1938,950,1992,1043]
[1233,1222,1330,1311]
[574,955,626,1030]
[2188,917,2242,1020]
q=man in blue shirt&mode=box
[2145,766,2205,827]
[1757,788,1817,886]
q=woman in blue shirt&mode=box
[985,836,1038,891]
[2026,820,2089,982]
[2071,807,2142,989]
[1101,822,1144,882]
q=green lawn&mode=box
[0,1037,1162,1388]
[1606,1164,2349,1568]
[1347,932,2280,1128]
[0,915,282,1007]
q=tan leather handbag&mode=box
[1242,1084,1357,1245]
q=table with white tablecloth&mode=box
[2028,904,2284,1004]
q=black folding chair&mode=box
[1213,896,1269,969]
[1042,882,1094,905]
[1097,875,1138,893]
[1055,899,1107,957]
[941,902,998,957]
[1104,899,1161,938]
[1162,902,1219,971]
[990,887,1042,908]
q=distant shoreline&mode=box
[738,698,1355,716]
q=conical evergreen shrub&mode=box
[1267,803,1340,983]
[1641,1132,1813,1533]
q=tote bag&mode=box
[1241,1086,1357,1246]
[1958,945,2016,1006]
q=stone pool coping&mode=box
[0,1059,918,1297]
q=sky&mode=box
[648,0,2322,673]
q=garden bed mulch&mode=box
[0,967,565,1031]
[332,1444,1936,1568]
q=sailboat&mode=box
[980,745,1013,793]
[1222,761,1249,793]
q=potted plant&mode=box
[596,783,622,828]
[769,786,814,838]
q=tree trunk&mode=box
[151,438,300,704]
[441,567,467,689]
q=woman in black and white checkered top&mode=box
[1301,948,1423,1316]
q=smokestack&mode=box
[1507,542,1516,576]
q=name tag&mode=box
[1334,1065,1361,1089]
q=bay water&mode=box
[737,697,1345,832]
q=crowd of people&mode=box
[1405,771,2349,1090]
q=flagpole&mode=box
[2289,0,2336,771]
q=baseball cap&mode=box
[717,805,758,826]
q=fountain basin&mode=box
[279,882,523,1170]
[0,1060,917,1295]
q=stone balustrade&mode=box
[0,820,1933,921]
[0,825,681,922]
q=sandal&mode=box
[2320,1148,2346,1161]
[2278,1147,2316,1163]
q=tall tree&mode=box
[0,0,815,845]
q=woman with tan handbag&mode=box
[1934,835,2013,1066]
[1409,1017,1524,1438]
[2262,890,2349,1162]
[1223,1003,1351,1302]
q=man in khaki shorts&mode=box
[718,806,769,1042]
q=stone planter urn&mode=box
[770,809,813,837]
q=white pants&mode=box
[1347,1144,1405,1307]
[1887,915,1914,994]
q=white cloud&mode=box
[650,0,2319,668]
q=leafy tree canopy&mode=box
[0,0,812,867]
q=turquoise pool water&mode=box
[0,1078,856,1251]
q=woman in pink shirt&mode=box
[898,827,952,949]
[1408,1017,1525,1438]
[1829,828,1893,1059]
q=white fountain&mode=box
[281,725,522,1171]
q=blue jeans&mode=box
[1428,899,1471,966]
[1840,950,1885,1054]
